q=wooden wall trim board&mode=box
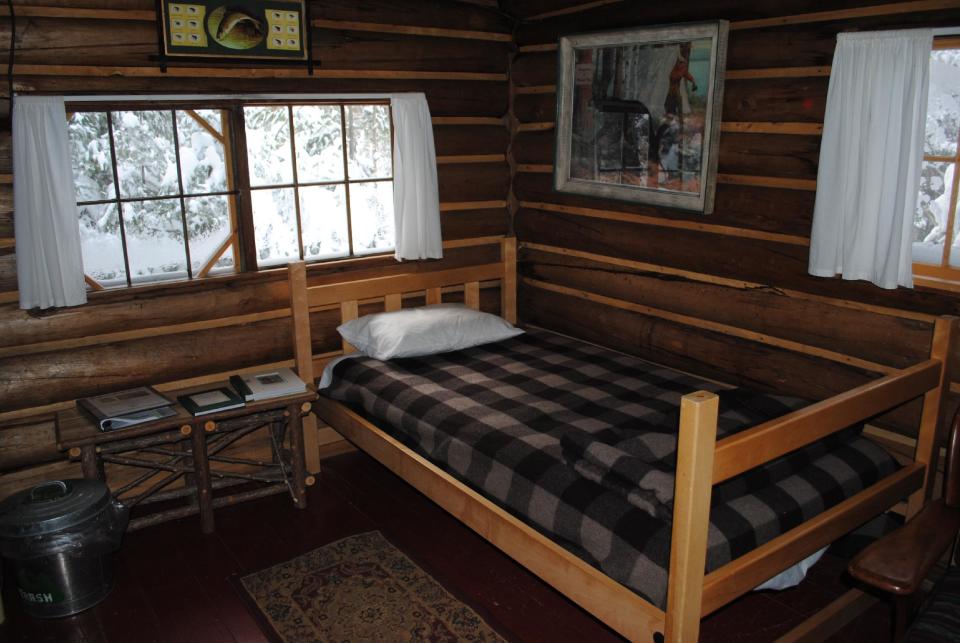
[520,201,810,247]
[724,66,831,80]
[728,0,960,30]
[520,243,938,323]
[716,174,818,191]
[436,154,506,164]
[517,122,554,132]
[432,117,505,126]
[516,164,553,173]
[514,85,556,94]
[525,0,625,21]
[0,5,154,20]
[721,122,824,135]
[514,166,819,191]
[521,276,898,375]
[518,44,557,53]
[310,18,513,42]
[512,120,824,136]
[440,200,508,211]
[0,64,507,82]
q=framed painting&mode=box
[554,21,729,214]
[158,0,309,62]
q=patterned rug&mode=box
[237,531,506,642]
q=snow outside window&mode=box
[913,44,960,287]
[68,108,236,289]
[66,99,396,290]
[244,103,394,268]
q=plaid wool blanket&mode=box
[560,388,860,521]
[322,329,899,608]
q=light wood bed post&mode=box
[288,261,321,473]
[907,315,957,518]
[664,390,720,643]
[502,237,517,324]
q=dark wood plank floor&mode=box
[0,449,892,642]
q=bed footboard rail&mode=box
[666,315,956,642]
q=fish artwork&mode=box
[207,6,265,49]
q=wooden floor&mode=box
[0,449,893,643]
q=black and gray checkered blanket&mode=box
[560,388,860,521]
[322,329,899,608]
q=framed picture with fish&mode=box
[158,0,310,63]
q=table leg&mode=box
[189,424,215,534]
[80,445,105,481]
[287,404,307,510]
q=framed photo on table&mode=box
[554,21,729,214]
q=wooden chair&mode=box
[848,409,960,641]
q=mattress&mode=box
[320,329,899,608]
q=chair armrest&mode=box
[848,500,960,596]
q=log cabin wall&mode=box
[506,0,960,451]
[0,0,514,495]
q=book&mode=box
[78,387,177,431]
[98,406,178,431]
[229,368,306,402]
[177,387,246,416]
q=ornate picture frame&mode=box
[554,21,729,214]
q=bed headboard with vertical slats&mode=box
[288,237,517,390]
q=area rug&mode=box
[237,531,506,642]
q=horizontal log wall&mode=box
[508,0,960,439]
[0,0,514,497]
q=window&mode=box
[243,103,394,268]
[912,41,960,288]
[67,99,395,290]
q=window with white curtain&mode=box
[66,99,395,291]
[912,41,960,289]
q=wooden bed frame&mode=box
[288,237,956,642]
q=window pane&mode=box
[913,161,954,265]
[349,181,395,255]
[245,106,293,187]
[123,199,189,283]
[293,105,344,183]
[926,49,960,157]
[345,105,392,180]
[78,202,126,287]
[299,185,349,260]
[112,111,179,199]
[252,187,299,267]
[69,112,115,203]
[176,110,228,194]
[185,195,235,275]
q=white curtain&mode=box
[391,93,443,261]
[14,96,87,309]
[808,29,933,289]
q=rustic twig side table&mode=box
[55,385,317,533]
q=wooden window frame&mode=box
[242,100,395,269]
[913,37,960,291]
[67,98,395,291]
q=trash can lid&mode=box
[0,479,113,538]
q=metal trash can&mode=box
[0,479,128,618]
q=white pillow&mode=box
[337,304,523,360]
